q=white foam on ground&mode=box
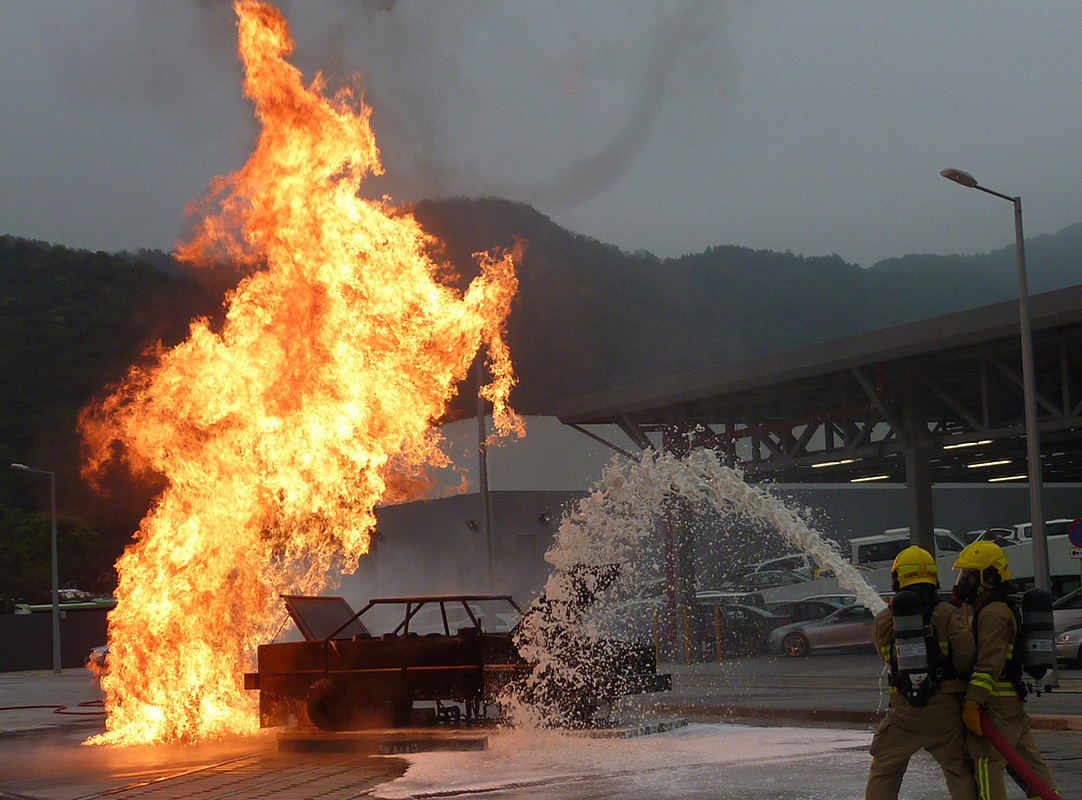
[371,723,872,799]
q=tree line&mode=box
[2,203,1080,606]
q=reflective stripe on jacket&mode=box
[966,594,1020,705]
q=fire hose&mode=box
[978,711,1063,800]
[0,701,104,716]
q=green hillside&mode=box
[408,199,1081,414]
[1,204,1080,603]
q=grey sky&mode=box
[2,1,1080,268]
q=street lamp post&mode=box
[11,463,62,673]
[475,359,493,589]
[940,168,1050,596]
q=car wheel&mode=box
[782,632,809,658]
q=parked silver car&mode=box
[769,603,876,657]
[1054,588,1082,634]
[1056,626,1082,666]
[765,598,847,625]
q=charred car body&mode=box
[245,585,670,731]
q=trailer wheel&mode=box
[306,679,352,731]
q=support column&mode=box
[662,423,695,662]
[476,360,493,589]
[902,368,935,554]
[905,445,935,554]
[662,424,695,607]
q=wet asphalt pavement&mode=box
[1,653,1080,799]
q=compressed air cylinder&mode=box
[892,589,929,675]
[1021,588,1055,680]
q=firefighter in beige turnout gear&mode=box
[866,546,977,800]
[953,541,1058,800]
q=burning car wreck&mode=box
[245,569,670,731]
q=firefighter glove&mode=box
[962,701,983,737]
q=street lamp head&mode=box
[11,462,53,477]
[941,168,979,189]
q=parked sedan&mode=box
[1056,626,1082,666]
[765,598,847,625]
[769,603,876,657]
[697,602,789,656]
[802,593,858,606]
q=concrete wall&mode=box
[0,608,108,672]
[341,490,581,611]
[431,415,620,493]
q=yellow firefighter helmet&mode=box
[953,540,1011,589]
[891,545,938,591]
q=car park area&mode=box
[695,603,789,657]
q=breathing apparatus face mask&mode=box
[952,569,981,604]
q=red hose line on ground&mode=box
[0,700,105,716]
[979,712,1063,800]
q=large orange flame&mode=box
[79,0,521,745]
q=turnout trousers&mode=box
[866,691,977,800]
[966,696,1057,800]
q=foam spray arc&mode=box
[78,0,522,745]
[507,447,885,728]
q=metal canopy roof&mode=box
[556,283,1082,484]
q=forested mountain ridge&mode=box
[0,237,217,459]
[407,199,1081,414]
[1,204,1079,602]
[0,235,219,604]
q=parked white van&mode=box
[1012,518,1076,540]
[936,529,1081,601]
[850,528,960,569]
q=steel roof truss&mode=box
[986,353,1064,419]
[617,414,653,451]
[913,366,985,434]
[789,420,820,458]
[568,424,637,459]
[849,409,888,451]
[757,430,787,459]
[851,365,909,448]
